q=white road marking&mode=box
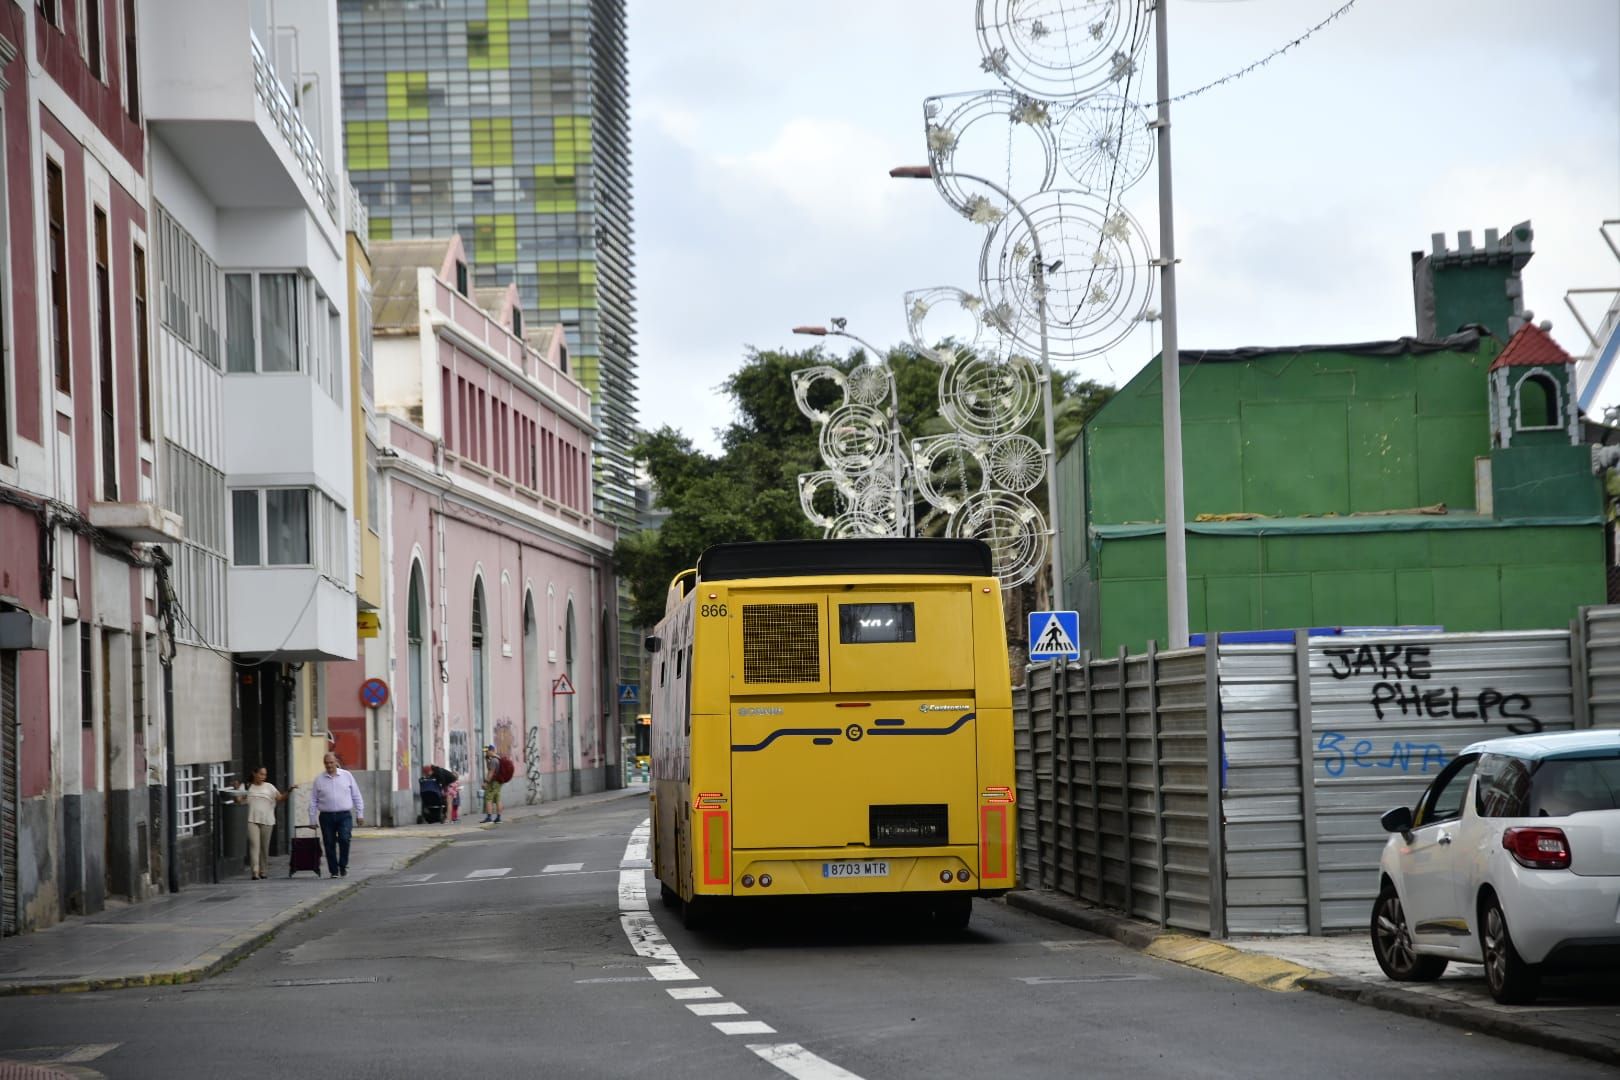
[8,1045,121,1065]
[746,1044,867,1080]
[466,868,512,879]
[385,869,617,888]
[1014,973,1160,985]
[575,976,656,984]
[615,817,867,1078]
[395,873,436,884]
[543,862,585,873]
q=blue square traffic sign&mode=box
[1028,610,1081,661]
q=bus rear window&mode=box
[839,603,915,644]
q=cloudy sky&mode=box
[627,0,1620,451]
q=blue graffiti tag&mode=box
[1318,731,1449,778]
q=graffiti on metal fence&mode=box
[1321,643,1542,735]
[1317,731,1449,778]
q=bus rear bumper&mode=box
[721,846,1017,897]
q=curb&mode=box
[1002,890,1318,991]
[0,836,452,997]
[1005,889,1620,1068]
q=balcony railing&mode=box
[249,33,338,225]
[346,182,370,250]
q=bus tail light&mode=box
[980,804,1009,881]
[957,869,971,883]
[701,810,730,885]
[695,792,727,809]
[939,870,953,883]
[741,874,755,888]
[1503,827,1571,870]
[981,786,1014,804]
[759,873,773,888]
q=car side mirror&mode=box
[644,635,662,654]
[1380,805,1413,836]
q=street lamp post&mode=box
[1153,0,1190,649]
[890,164,1062,609]
[792,324,912,537]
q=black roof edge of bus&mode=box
[695,538,994,582]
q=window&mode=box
[1415,754,1478,828]
[259,274,298,372]
[366,456,380,535]
[265,488,310,564]
[79,621,93,728]
[47,161,69,394]
[1475,754,1533,818]
[85,0,104,81]
[156,206,223,367]
[122,0,139,120]
[357,281,374,408]
[94,208,117,501]
[231,489,261,565]
[455,260,469,296]
[1478,751,1620,818]
[1516,372,1560,430]
[133,244,151,440]
[175,765,205,836]
[511,307,522,336]
[225,274,254,372]
[36,1,58,28]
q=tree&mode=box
[614,343,1115,633]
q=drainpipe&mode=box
[154,550,179,895]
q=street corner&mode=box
[1144,935,1325,992]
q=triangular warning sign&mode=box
[1033,614,1077,655]
[551,673,576,696]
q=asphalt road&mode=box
[0,795,1609,1079]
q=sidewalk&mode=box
[0,785,647,996]
[354,782,647,838]
[1005,889,1620,1068]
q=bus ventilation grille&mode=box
[742,603,821,683]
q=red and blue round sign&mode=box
[359,678,390,709]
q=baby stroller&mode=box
[420,775,447,824]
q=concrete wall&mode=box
[173,646,232,766]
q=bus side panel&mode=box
[973,581,1018,889]
[651,592,695,897]
[687,584,731,899]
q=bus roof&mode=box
[696,538,994,582]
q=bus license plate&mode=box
[822,860,889,879]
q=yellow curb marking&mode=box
[1144,934,1327,992]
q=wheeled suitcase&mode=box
[420,777,445,824]
[289,825,323,877]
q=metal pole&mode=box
[1154,0,1190,649]
[929,172,1062,606]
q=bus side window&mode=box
[683,645,693,736]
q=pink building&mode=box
[0,0,182,935]
[366,236,618,819]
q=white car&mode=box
[1370,729,1620,1004]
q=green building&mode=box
[1059,225,1606,655]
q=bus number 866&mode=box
[700,604,729,618]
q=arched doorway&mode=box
[522,591,541,804]
[472,578,488,754]
[407,563,427,775]
[565,599,578,795]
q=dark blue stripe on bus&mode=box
[811,738,834,745]
[873,718,906,727]
[866,713,975,736]
[731,727,841,752]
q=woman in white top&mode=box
[237,767,289,880]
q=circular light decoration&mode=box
[978,189,1153,360]
[911,433,988,513]
[905,287,990,366]
[845,363,894,408]
[947,490,1049,588]
[1058,93,1153,195]
[923,90,1057,220]
[939,353,1041,439]
[975,0,1150,103]
[827,510,891,540]
[791,365,848,424]
[797,470,849,529]
[987,434,1046,492]
[819,403,892,477]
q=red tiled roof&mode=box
[1489,323,1575,370]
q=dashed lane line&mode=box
[466,868,512,879]
[614,818,868,1079]
[542,862,585,873]
[385,869,617,888]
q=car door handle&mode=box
[1437,834,1452,845]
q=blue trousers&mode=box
[318,810,353,874]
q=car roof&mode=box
[1462,729,1620,760]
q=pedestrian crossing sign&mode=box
[1028,610,1081,661]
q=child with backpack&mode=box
[482,744,515,823]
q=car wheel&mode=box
[932,894,973,932]
[1481,896,1540,1005]
[681,894,708,932]
[1371,885,1448,981]
[659,881,679,909]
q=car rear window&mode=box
[1477,752,1620,817]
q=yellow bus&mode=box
[646,538,1017,930]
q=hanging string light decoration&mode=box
[974,0,1149,102]
[1058,93,1154,194]
[794,360,910,540]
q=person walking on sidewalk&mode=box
[308,752,365,876]
[236,766,289,880]
[482,744,504,824]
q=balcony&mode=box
[228,567,355,662]
[139,0,339,230]
[87,501,185,544]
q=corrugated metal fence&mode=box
[1017,614,1607,937]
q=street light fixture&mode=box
[889,163,1063,609]
[792,323,913,537]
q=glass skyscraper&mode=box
[337,0,635,531]
[337,0,639,752]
